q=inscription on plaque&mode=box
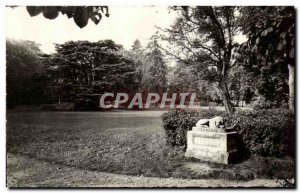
[193,136,220,148]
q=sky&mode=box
[6,6,178,54]
[6,6,247,54]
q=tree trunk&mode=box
[288,64,295,113]
[218,81,234,114]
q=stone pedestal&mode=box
[185,126,238,164]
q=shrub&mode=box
[41,102,75,111]
[199,101,220,107]
[280,102,289,109]
[253,96,278,110]
[161,109,226,147]
[161,109,295,158]
[74,98,98,111]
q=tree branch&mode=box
[206,6,226,48]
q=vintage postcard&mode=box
[6,5,295,188]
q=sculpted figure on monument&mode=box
[195,116,225,130]
[186,116,238,164]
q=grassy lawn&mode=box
[7,110,294,181]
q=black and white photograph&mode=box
[5,4,296,188]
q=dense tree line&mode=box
[6,38,168,109]
[44,40,138,102]
[6,39,49,107]
[7,6,294,112]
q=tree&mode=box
[167,62,222,103]
[227,65,256,106]
[131,39,143,54]
[167,63,198,93]
[24,6,109,28]
[117,40,145,91]
[127,40,145,90]
[6,39,47,107]
[141,35,168,93]
[239,6,295,111]
[161,6,240,113]
[47,40,137,102]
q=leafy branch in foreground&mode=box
[25,6,110,28]
[239,6,295,112]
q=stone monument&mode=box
[185,116,238,164]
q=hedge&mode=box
[161,109,295,158]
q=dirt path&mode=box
[7,153,284,188]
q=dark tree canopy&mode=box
[238,6,295,111]
[239,6,295,68]
[46,40,138,102]
[25,6,110,28]
[6,39,48,107]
